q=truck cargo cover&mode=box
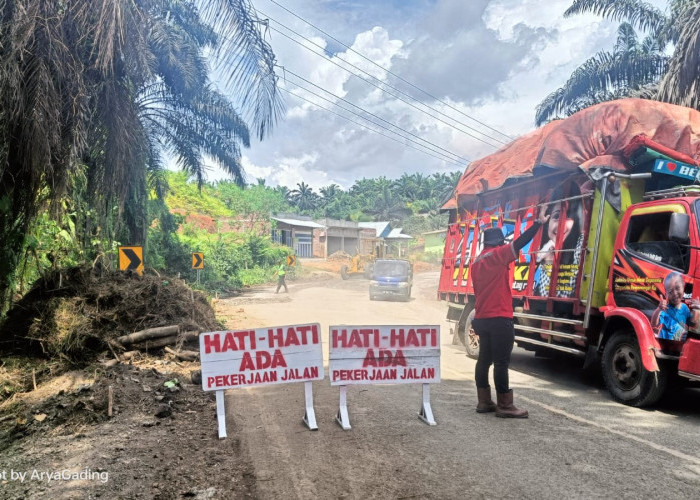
[450,99,700,207]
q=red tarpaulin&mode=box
[449,99,700,207]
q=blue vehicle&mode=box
[369,259,413,301]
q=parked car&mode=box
[369,259,413,301]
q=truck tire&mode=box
[340,265,349,280]
[464,309,480,359]
[601,330,667,407]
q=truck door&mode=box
[611,205,693,313]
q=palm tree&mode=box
[288,182,319,211]
[538,0,700,124]
[535,22,669,124]
[367,185,412,222]
[319,184,341,204]
[658,2,700,108]
[0,0,283,311]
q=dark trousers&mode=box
[276,275,288,293]
[472,317,514,394]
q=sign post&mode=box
[329,324,440,429]
[192,252,204,285]
[199,323,324,438]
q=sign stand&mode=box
[418,383,436,426]
[335,385,352,430]
[216,390,227,439]
[302,382,318,430]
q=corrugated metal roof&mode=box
[358,221,391,237]
[271,217,325,229]
[387,228,412,239]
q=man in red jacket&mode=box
[471,209,548,418]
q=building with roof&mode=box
[272,215,413,259]
[271,215,324,258]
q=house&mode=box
[385,227,413,257]
[272,215,413,259]
[271,215,324,258]
[420,229,447,256]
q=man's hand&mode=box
[659,297,668,311]
[690,297,700,311]
[538,205,550,225]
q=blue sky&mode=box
[204,0,669,190]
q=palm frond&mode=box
[195,0,284,139]
[657,2,700,108]
[564,0,667,34]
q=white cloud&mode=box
[197,0,674,191]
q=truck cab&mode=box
[369,259,413,301]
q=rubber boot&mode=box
[496,390,528,418]
[476,387,496,413]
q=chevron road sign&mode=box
[192,252,204,269]
[118,246,144,276]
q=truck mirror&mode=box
[669,212,690,242]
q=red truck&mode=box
[439,99,700,406]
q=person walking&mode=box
[275,261,288,293]
[471,208,548,418]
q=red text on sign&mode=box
[239,349,287,371]
[203,330,256,354]
[267,324,319,348]
[362,349,407,367]
[331,328,380,348]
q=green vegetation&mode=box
[0,0,282,314]
[2,167,457,308]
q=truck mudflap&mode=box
[679,338,700,381]
[601,306,660,372]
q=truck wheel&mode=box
[601,331,667,407]
[340,265,349,280]
[464,309,480,360]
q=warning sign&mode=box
[199,323,324,391]
[118,246,143,275]
[192,252,204,269]
[287,255,296,267]
[329,325,440,385]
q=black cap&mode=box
[483,228,505,247]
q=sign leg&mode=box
[302,381,318,431]
[335,385,351,430]
[418,383,437,426]
[216,390,227,439]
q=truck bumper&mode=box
[679,337,700,381]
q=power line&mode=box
[263,0,514,142]
[278,86,468,168]
[262,18,506,149]
[281,67,470,164]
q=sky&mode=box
[203,0,670,191]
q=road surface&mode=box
[216,270,700,499]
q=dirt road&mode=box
[2,268,698,499]
[217,271,700,499]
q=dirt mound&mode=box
[0,266,220,363]
[327,251,352,260]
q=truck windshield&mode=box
[374,261,409,277]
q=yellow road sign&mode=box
[286,255,296,267]
[118,246,144,276]
[192,252,204,269]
